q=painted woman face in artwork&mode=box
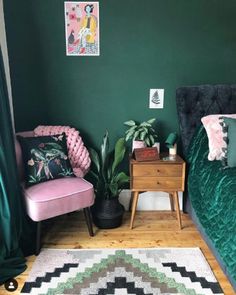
[85,4,93,15]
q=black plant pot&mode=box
[92,198,125,229]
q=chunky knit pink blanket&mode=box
[34,125,91,177]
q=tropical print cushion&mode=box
[18,133,74,186]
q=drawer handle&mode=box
[156,169,160,173]
[157,181,160,184]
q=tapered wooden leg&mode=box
[35,221,41,256]
[130,191,139,229]
[173,191,182,229]
[83,207,94,237]
[129,191,134,212]
[169,193,175,211]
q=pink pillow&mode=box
[201,114,236,161]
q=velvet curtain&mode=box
[0,48,35,284]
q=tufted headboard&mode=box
[176,84,236,158]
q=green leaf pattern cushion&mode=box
[18,133,74,186]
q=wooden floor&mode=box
[0,211,235,295]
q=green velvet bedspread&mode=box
[188,125,236,282]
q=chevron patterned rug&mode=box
[21,248,223,295]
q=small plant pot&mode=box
[92,198,125,229]
[132,140,146,151]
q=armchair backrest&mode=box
[15,126,91,181]
[34,125,91,177]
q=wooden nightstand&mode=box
[129,154,186,229]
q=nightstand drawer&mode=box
[132,164,183,177]
[132,177,183,190]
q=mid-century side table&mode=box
[129,154,186,229]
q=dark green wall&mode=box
[4,0,236,148]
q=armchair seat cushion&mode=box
[23,177,94,222]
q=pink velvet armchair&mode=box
[15,127,94,255]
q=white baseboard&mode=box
[119,189,183,211]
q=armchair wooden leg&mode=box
[83,207,94,237]
[35,221,41,256]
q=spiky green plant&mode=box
[89,131,129,200]
[124,118,157,147]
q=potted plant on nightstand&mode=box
[124,118,158,150]
[88,131,129,229]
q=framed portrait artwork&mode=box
[64,2,100,56]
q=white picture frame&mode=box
[65,2,100,56]
[149,89,164,109]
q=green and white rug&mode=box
[21,248,223,295]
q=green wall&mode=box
[4,0,236,149]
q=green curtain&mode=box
[0,48,35,284]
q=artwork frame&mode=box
[149,89,164,109]
[64,1,100,56]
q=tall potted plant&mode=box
[89,131,129,229]
[124,118,157,149]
